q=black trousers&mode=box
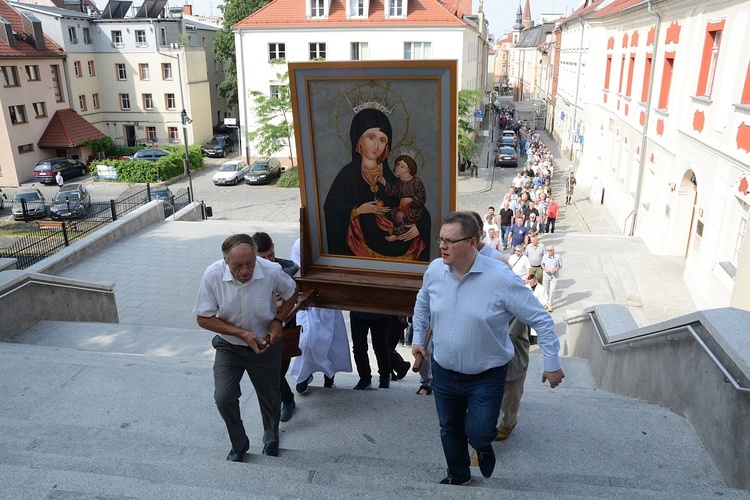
[212,335,281,453]
[350,314,391,383]
[386,316,407,369]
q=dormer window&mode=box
[387,0,405,18]
[311,0,325,18]
[349,0,365,17]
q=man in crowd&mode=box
[507,216,528,250]
[498,201,514,249]
[412,212,564,485]
[193,234,297,461]
[541,245,563,312]
[252,232,299,422]
[523,233,546,282]
[483,227,502,252]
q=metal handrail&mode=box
[567,312,750,393]
[622,210,635,235]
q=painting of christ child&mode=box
[384,153,426,242]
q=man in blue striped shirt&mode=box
[412,212,564,485]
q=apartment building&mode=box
[568,0,750,310]
[0,0,102,186]
[11,0,218,152]
[232,0,490,165]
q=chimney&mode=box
[0,17,15,48]
[21,13,46,51]
[184,4,192,15]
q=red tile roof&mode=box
[38,109,105,148]
[0,0,65,58]
[560,0,605,24]
[234,0,466,29]
[590,0,647,19]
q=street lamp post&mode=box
[162,45,194,202]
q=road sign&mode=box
[473,109,484,119]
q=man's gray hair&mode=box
[222,233,256,258]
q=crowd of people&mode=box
[190,108,569,486]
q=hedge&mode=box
[89,145,204,183]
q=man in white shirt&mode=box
[508,245,531,280]
[193,234,298,462]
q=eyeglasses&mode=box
[436,236,472,246]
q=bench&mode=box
[37,220,74,231]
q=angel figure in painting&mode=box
[323,106,430,261]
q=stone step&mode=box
[2,342,744,498]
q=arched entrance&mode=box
[672,169,698,257]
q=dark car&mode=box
[50,184,91,219]
[33,157,88,184]
[12,189,47,220]
[132,149,169,162]
[495,146,519,168]
[147,184,175,217]
[203,136,234,158]
[500,135,517,149]
[245,158,281,185]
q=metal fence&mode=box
[1,184,191,270]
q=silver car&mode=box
[213,160,250,186]
[12,189,47,220]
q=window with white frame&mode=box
[119,93,130,110]
[33,101,47,117]
[112,30,123,47]
[732,200,749,267]
[269,43,286,61]
[51,65,63,102]
[270,85,283,99]
[165,93,176,110]
[8,105,27,124]
[74,61,82,77]
[88,60,96,76]
[116,63,127,80]
[83,27,92,44]
[143,93,154,110]
[135,30,147,46]
[68,26,78,44]
[168,126,179,143]
[310,0,324,17]
[351,42,369,60]
[146,126,157,143]
[309,42,326,60]
[388,0,405,17]
[92,93,100,109]
[162,63,173,80]
[350,0,365,16]
[78,95,87,111]
[1,66,20,87]
[25,65,40,81]
[404,42,431,60]
[139,63,150,80]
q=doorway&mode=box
[124,125,136,147]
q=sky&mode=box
[103,0,580,34]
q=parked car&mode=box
[203,136,234,158]
[147,184,175,217]
[500,135,517,149]
[12,189,46,220]
[33,157,88,184]
[50,184,91,219]
[213,160,250,186]
[132,149,169,162]
[245,158,282,185]
[495,146,519,168]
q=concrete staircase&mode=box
[2,322,748,499]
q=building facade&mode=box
[573,0,750,310]
[233,0,489,166]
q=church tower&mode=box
[522,0,533,29]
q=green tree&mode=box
[213,0,270,110]
[248,71,295,167]
[457,89,484,164]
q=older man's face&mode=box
[225,243,257,283]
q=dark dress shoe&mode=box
[395,360,411,380]
[295,374,313,394]
[378,377,390,389]
[262,441,279,457]
[323,375,335,388]
[280,400,295,422]
[226,442,249,462]
[477,446,496,478]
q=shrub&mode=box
[277,168,299,188]
[89,145,204,183]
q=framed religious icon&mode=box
[288,60,458,315]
